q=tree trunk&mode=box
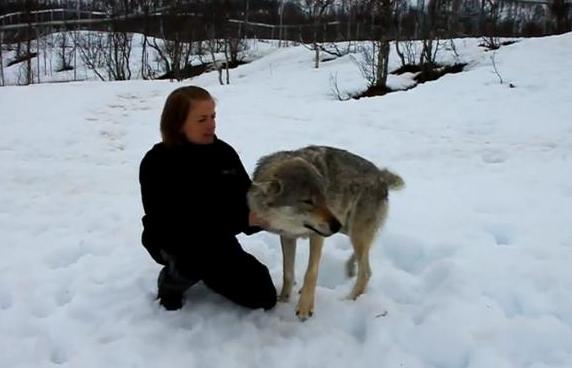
[376,39,390,88]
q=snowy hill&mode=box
[1,33,571,368]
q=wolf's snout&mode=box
[329,218,341,234]
[303,215,341,237]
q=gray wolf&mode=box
[248,146,404,320]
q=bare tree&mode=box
[416,0,446,74]
[148,0,195,81]
[107,32,133,80]
[19,0,38,85]
[74,32,107,81]
[481,0,505,49]
[137,0,155,79]
[149,34,195,82]
[222,0,249,69]
[278,0,288,47]
[355,39,391,92]
[229,37,248,64]
[102,0,133,80]
[74,29,132,81]
[301,0,335,69]
[329,72,350,100]
[205,25,226,85]
[394,3,419,68]
[342,0,356,41]
[55,32,74,72]
[548,0,571,34]
[395,39,418,67]
[353,0,396,93]
[201,0,247,85]
[490,51,503,84]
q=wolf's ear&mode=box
[252,180,282,196]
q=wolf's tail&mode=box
[380,169,405,191]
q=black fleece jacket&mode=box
[139,137,259,264]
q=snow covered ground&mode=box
[1,33,572,368]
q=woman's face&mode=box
[181,99,216,145]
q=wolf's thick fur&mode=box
[248,146,403,320]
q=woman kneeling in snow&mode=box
[139,86,276,311]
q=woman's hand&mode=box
[249,211,269,228]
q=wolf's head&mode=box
[248,157,341,237]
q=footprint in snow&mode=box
[485,223,515,246]
[481,149,509,164]
[49,346,68,365]
[44,246,87,269]
[54,288,74,306]
[0,287,12,310]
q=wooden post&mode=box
[36,27,41,84]
[73,35,77,82]
[72,1,81,82]
[0,31,4,86]
[278,1,284,47]
[50,11,54,76]
[49,29,53,76]
[43,27,47,76]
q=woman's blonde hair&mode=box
[160,86,213,147]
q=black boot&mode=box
[156,263,198,311]
[157,289,184,311]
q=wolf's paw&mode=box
[346,288,365,301]
[295,308,313,321]
[279,281,295,302]
[295,298,314,321]
[345,293,357,301]
[278,291,290,302]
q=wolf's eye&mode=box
[302,199,314,205]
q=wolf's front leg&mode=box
[296,235,324,320]
[279,236,297,302]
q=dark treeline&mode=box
[0,0,570,87]
[1,0,571,42]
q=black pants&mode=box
[157,237,276,310]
